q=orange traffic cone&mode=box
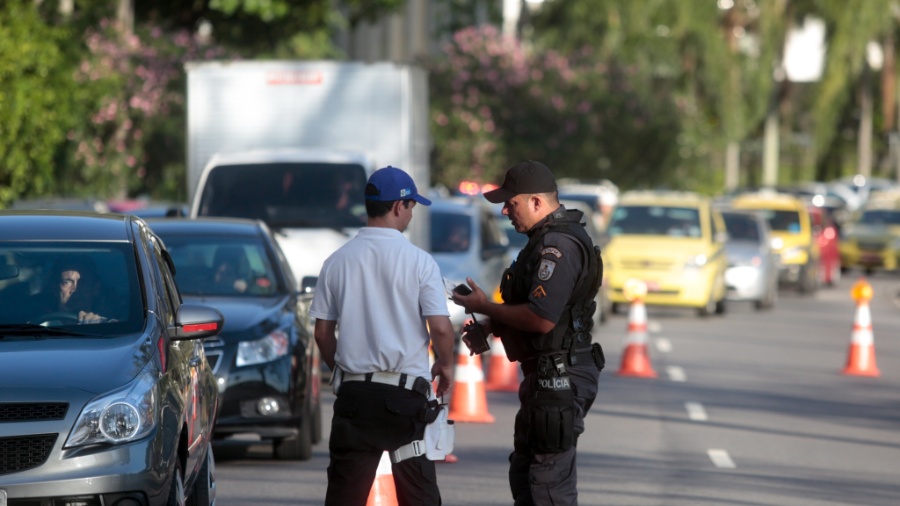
[366,451,398,506]
[485,335,520,392]
[617,279,657,378]
[842,278,880,377]
[448,345,495,423]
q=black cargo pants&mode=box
[324,381,441,506]
[509,361,600,506]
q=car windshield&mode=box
[162,235,282,297]
[431,211,473,253]
[608,206,702,238]
[0,242,143,334]
[758,210,801,233]
[858,209,900,225]
[723,214,760,241]
[196,162,368,229]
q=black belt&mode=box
[341,371,432,397]
[520,344,604,375]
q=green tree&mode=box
[0,0,77,208]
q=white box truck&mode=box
[185,60,431,282]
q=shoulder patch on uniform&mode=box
[537,259,556,281]
[531,285,547,299]
[540,247,563,258]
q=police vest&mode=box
[499,208,602,361]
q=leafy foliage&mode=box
[427,25,681,190]
[0,1,77,208]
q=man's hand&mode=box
[78,311,106,324]
[431,359,454,397]
[450,277,488,314]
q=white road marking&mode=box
[708,449,736,469]
[648,320,662,333]
[666,366,686,382]
[655,338,672,353]
[684,402,708,421]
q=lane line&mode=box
[708,449,736,469]
[648,320,662,333]
[655,337,672,353]
[684,402,708,421]
[666,365,686,382]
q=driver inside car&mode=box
[29,261,107,324]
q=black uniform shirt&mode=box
[523,207,585,323]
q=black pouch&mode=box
[529,388,576,453]
[591,342,606,372]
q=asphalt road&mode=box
[212,272,900,505]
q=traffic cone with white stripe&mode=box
[617,279,658,378]
[485,335,520,392]
[366,451,398,506]
[448,344,495,423]
[842,278,880,377]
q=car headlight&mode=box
[685,254,708,268]
[65,370,157,448]
[236,330,290,366]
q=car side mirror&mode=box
[0,264,18,281]
[173,303,224,340]
[300,276,317,294]
[481,244,507,261]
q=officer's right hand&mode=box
[451,277,487,314]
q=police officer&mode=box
[311,166,456,506]
[453,160,604,506]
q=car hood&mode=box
[0,333,153,394]
[607,235,715,261]
[273,228,358,281]
[182,295,286,339]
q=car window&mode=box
[859,209,900,225]
[723,213,760,242]
[609,206,702,238]
[758,210,802,233]
[162,235,281,297]
[0,242,143,333]
[197,162,368,229]
[431,211,472,253]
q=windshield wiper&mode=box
[0,324,103,337]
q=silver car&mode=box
[430,198,510,333]
[721,209,780,310]
[0,211,223,506]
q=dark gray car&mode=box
[0,211,223,506]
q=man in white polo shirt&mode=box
[310,165,455,506]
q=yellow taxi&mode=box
[838,190,900,273]
[730,191,819,293]
[604,191,728,316]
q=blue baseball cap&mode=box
[365,166,432,206]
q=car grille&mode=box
[0,434,57,475]
[0,403,68,422]
[857,241,886,252]
[620,258,675,270]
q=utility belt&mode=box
[333,369,455,463]
[333,370,432,397]
[520,342,605,376]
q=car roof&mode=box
[0,211,132,241]
[429,197,487,215]
[731,191,805,210]
[144,217,266,237]
[617,190,709,206]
